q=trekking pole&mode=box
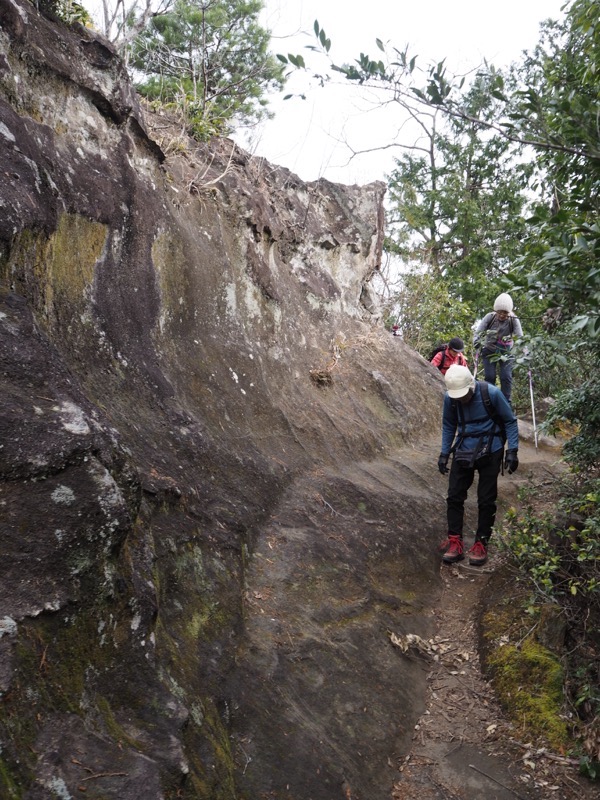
[473,348,479,378]
[528,367,538,449]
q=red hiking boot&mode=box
[468,540,488,566]
[442,535,464,564]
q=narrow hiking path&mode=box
[389,434,598,800]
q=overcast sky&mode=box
[85,0,568,186]
[233,0,567,185]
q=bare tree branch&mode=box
[99,0,174,52]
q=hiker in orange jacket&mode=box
[430,337,469,375]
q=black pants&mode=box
[447,449,503,542]
[482,349,513,402]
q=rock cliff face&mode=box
[0,3,448,798]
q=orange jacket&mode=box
[431,348,468,375]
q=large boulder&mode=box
[0,3,449,798]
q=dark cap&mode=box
[448,337,464,352]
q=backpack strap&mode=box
[488,312,514,336]
[451,399,466,453]
[478,381,506,443]
[450,382,507,457]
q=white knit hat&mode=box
[444,365,476,399]
[494,293,513,312]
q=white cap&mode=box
[494,293,513,312]
[444,365,476,398]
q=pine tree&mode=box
[131,0,285,138]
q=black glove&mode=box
[504,449,519,474]
[438,453,450,475]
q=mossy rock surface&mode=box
[486,637,568,750]
[479,565,570,751]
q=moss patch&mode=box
[0,756,22,800]
[482,588,570,752]
[486,637,568,750]
[0,606,118,773]
[7,216,107,326]
[45,213,106,308]
[151,537,243,798]
[95,695,142,752]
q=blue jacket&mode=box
[441,382,518,455]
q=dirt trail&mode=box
[389,431,597,800]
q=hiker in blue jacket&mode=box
[437,364,519,566]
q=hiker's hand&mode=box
[438,453,450,475]
[504,449,519,474]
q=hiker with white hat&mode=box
[437,364,519,566]
[474,293,523,404]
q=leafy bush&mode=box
[500,482,600,770]
[503,486,600,614]
[544,373,600,471]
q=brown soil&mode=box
[390,548,598,800]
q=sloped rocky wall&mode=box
[0,3,448,798]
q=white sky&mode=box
[84,0,568,186]
[233,0,568,185]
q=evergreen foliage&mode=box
[130,0,285,138]
[386,73,531,300]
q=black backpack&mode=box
[430,344,449,371]
[477,380,506,438]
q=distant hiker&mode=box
[474,293,523,404]
[392,324,400,337]
[430,337,468,375]
[437,364,519,567]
